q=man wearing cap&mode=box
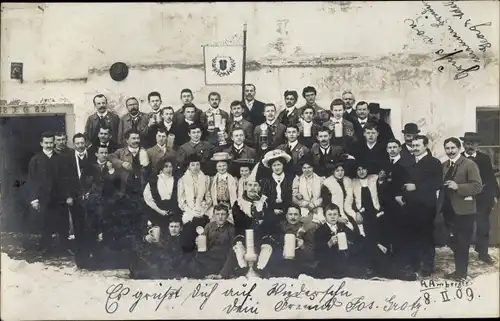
[368,102,394,146]
[342,90,358,124]
[221,128,257,161]
[461,132,499,264]
[401,123,420,164]
[278,90,300,128]
[176,123,215,174]
[297,86,329,125]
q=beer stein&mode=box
[196,226,207,252]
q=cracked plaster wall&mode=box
[1,2,498,159]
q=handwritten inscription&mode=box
[405,1,493,80]
[222,283,259,315]
[102,278,482,317]
[182,283,218,310]
[434,49,480,80]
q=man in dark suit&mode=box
[54,132,72,156]
[297,86,329,125]
[461,132,499,264]
[399,135,442,278]
[147,127,175,171]
[297,106,321,148]
[220,128,257,161]
[108,130,150,253]
[28,132,67,254]
[87,145,122,267]
[176,123,215,174]
[60,133,94,268]
[310,127,345,177]
[342,90,358,124]
[143,91,165,149]
[438,137,483,281]
[200,92,230,146]
[242,83,266,127]
[118,97,150,146]
[84,94,120,146]
[277,90,300,128]
[350,122,390,173]
[156,106,177,149]
[368,102,395,147]
[322,98,357,150]
[400,123,421,164]
[87,125,118,164]
[226,100,254,147]
[352,101,370,142]
[173,88,203,125]
[253,103,287,155]
[378,138,414,259]
[276,124,310,173]
[172,104,202,147]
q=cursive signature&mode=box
[405,18,435,44]
[434,49,480,80]
[181,283,219,310]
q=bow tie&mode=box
[359,120,366,125]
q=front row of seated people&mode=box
[130,149,401,280]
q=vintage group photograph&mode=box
[1,1,499,319]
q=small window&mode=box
[476,107,500,173]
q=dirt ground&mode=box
[1,232,499,280]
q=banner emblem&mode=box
[212,56,236,77]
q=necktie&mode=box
[132,118,138,131]
[360,121,366,126]
[445,161,455,181]
[391,158,395,164]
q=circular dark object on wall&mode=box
[109,62,129,81]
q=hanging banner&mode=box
[203,45,244,85]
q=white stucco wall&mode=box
[1,2,499,159]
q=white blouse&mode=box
[143,174,175,214]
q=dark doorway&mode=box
[0,115,66,232]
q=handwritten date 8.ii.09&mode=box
[422,287,475,305]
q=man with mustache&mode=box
[277,90,300,128]
[460,132,499,265]
[200,92,230,146]
[242,84,266,127]
[84,94,120,146]
[310,127,345,177]
[438,137,482,281]
[54,132,72,156]
[118,97,149,146]
[341,90,358,124]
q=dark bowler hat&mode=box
[460,132,481,142]
[402,123,421,134]
[368,102,381,113]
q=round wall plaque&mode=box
[109,62,129,81]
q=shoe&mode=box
[444,271,466,281]
[478,253,494,265]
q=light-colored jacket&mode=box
[344,174,380,219]
[177,171,212,223]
